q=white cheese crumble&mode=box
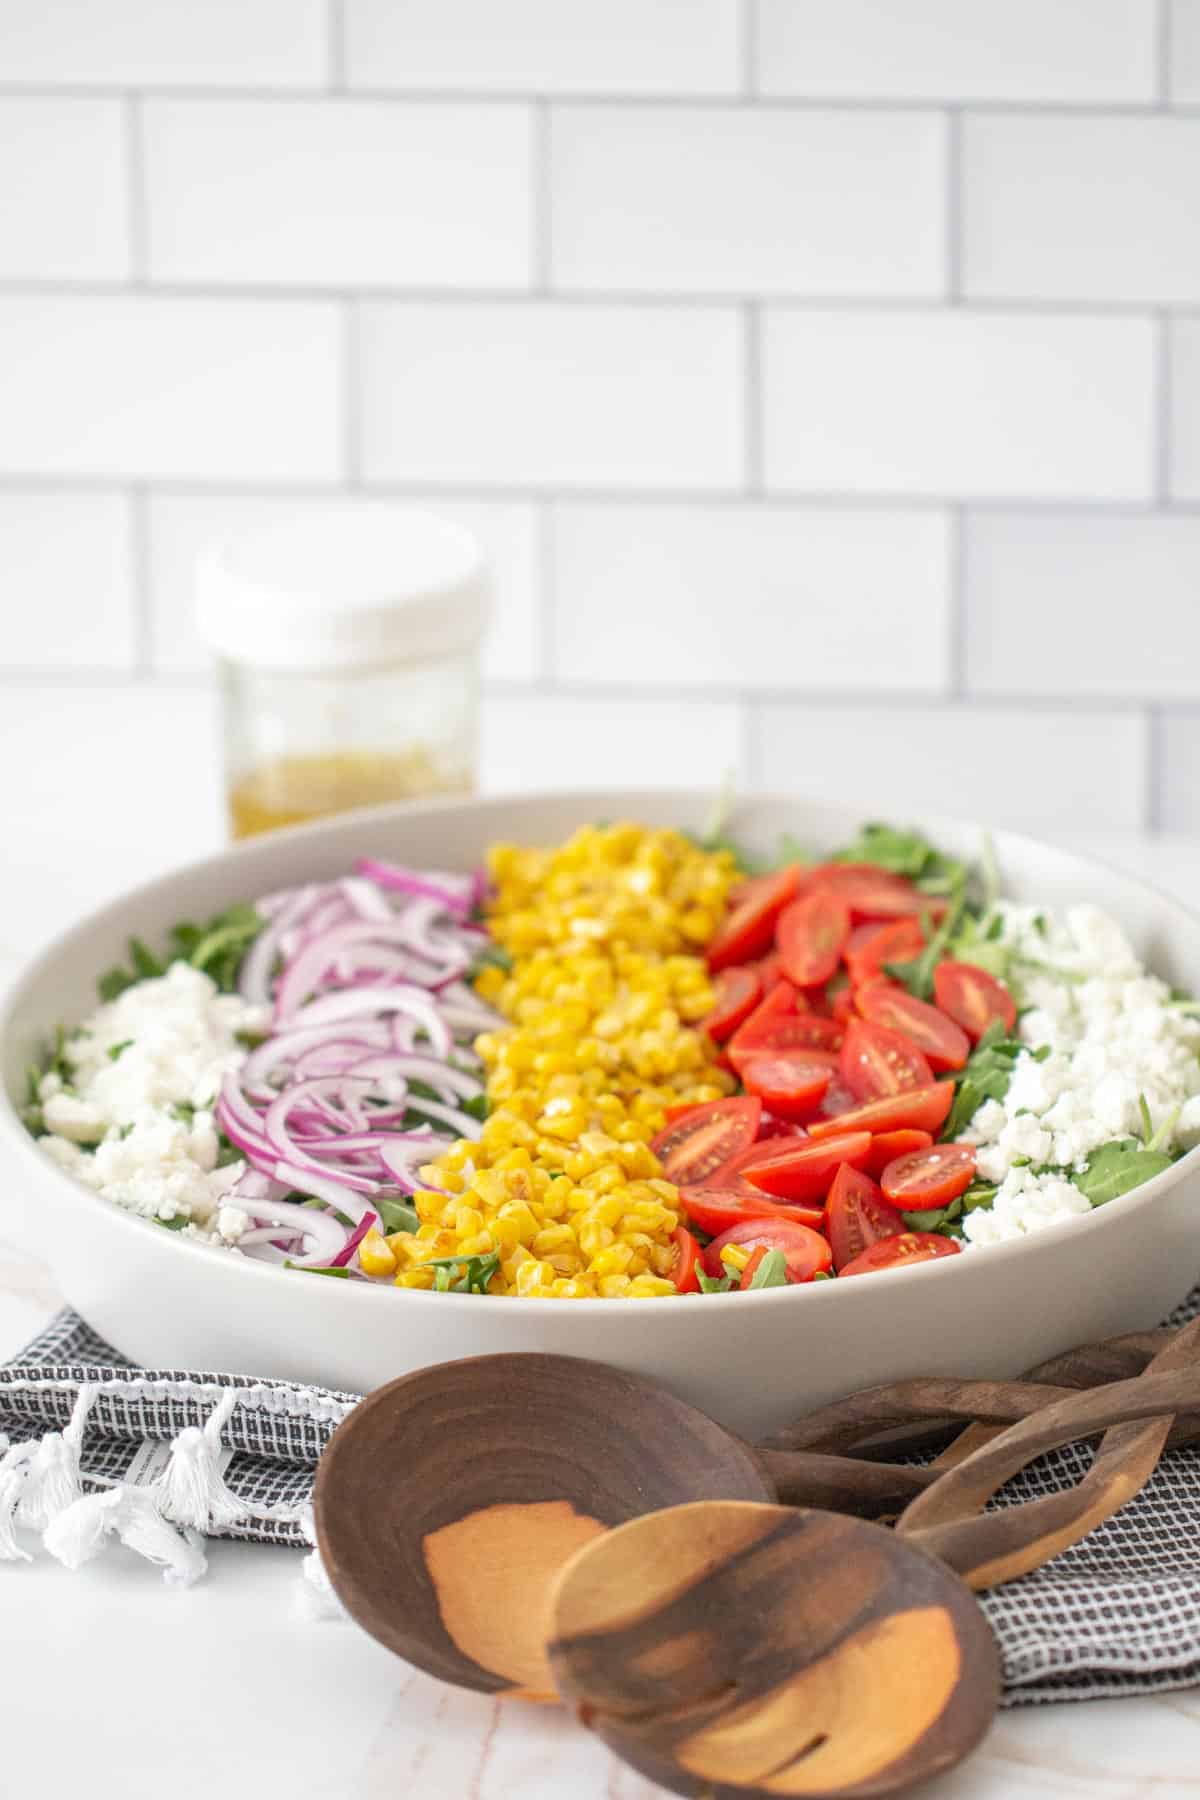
[35,962,269,1242]
[958,903,1200,1247]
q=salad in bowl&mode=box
[21,811,1200,1302]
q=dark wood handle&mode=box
[896,1317,1200,1589]
[755,1447,941,1516]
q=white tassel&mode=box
[296,1503,345,1621]
[153,1391,246,1532]
[0,1436,35,1563]
[17,1386,98,1532]
[44,1485,207,1587]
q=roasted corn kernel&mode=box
[402,823,738,1298]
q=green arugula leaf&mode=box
[748,1248,789,1289]
[376,1196,420,1235]
[697,1269,735,1294]
[107,1039,134,1062]
[470,942,513,977]
[902,1181,995,1237]
[941,1022,1025,1141]
[812,1268,836,1280]
[831,822,969,898]
[154,1215,191,1232]
[1072,1139,1178,1207]
[423,1251,502,1294]
[461,1092,490,1123]
[885,895,965,1002]
[285,1261,351,1277]
[97,904,265,1002]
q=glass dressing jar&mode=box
[195,507,488,839]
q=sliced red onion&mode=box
[346,1052,483,1101]
[402,1095,483,1140]
[238,885,320,1007]
[232,1193,349,1264]
[287,986,453,1057]
[355,857,474,916]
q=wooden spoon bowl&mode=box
[546,1500,1001,1800]
[313,1352,773,1698]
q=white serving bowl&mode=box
[2,791,1199,1439]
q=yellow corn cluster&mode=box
[389,823,739,1298]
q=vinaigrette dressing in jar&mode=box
[195,507,487,839]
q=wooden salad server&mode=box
[312,1352,949,1701]
[545,1318,1200,1799]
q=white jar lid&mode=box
[195,504,488,672]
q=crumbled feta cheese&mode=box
[35,961,266,1243]
[959,903,1200,1246]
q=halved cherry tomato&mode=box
[817,1074,860,1117]
[729,1015,842,1077]
[649,1097,761,1185]
[857,985,970,1073]
[702,966,763,1043]
[698,1133,813,1190]
[733,977,802,1041]
[807,1083,955,1140]
[845,916,925,989]
[838,1232,962,1278]
[776,889,850,987]
[678,1185,823,1237]
[704,1215,833,1285]
[740,1131,872,1201]
[881,1143,977,1207]
[831,986,857,1027]
[839,1020,933,1101]
[740,1050,833,1123]
[706,865,803,973]
[824,1163,905,1272]
[751,950,784,990]
[861,1128,934,1178]
[933,959,1018,1042]
[808,865,945,923]
[845,920,885,957]
[759,1112,807,1140]
[669,1224,702,1293]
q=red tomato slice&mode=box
[649,1097,762,1185]
[808,866,946,923]
[824,1162,906,1272]
[729,1016,842,1077]
[838,1232,962,1278]
[678,1185,822,1237]
[845,917,925,989]
[839,1020,933,1101]
[759,1112,807,1140]
[669,1224,702,1293]
[706,865,803,973]
[776,889,850,987]
[705,1215,833,1285]
[933,959,1018,1042]
[740,1131,871,1202]
[861,1129,934,1178]
[881,1143,977,1207]
[751,949,785,990]
[831,987,857,1028]
[702,966,763,1043]
[857,985,970,1074]
[817,1074,860,1117]
[740,1051,834,1123]
[737,1244,770,1288]
[807,1083,956,1140]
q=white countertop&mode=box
[3,825,1200,1800]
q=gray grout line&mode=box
[0,666,1180,715]
[947,505,967,697]
[0,276,1190,317]
[1146,706,1164,832]
[743,304,763,493]
[1158,0,1173,107]
[340,301,362,486]
[1156,312,1173,502]
[740,0,758,98]
[129,485,153,674]
[945,109,962,302]
[328,0,346,91]
[0,83,1196,115]
[2,474,1199,514]
[122,95,148,284]
[533,101,552,291]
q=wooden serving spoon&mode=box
[545,1324,1200,1799]
[312,1353,949,1700]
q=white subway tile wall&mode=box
[0,0,1197,841]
